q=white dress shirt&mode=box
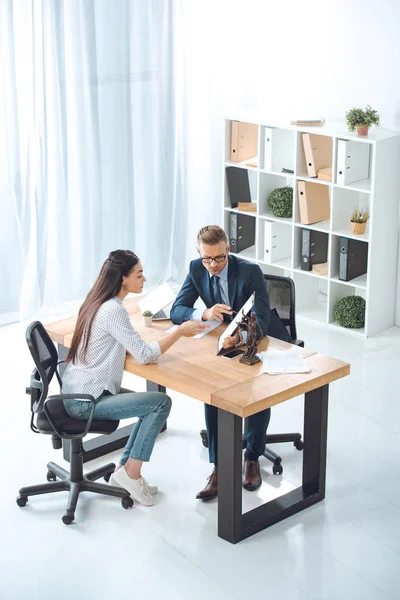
[62,297,161,399]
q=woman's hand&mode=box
[178,320,210,337]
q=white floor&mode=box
[1,317,400,600]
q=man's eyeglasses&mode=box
[201,254,227,265]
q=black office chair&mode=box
[200,274,304,475]
[17,321,133,524]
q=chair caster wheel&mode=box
[47,470,57,482]
[16,495,28,507]
[62,513,74,525]
[294,440,304,451]
[273,464,283,475]
[122,497,134,509]
[103,473,111,483]
[200,430,209,448]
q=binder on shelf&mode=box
[226,167,251,208]
[230,121,258,163]
[297,180,330,225]
[336,140,370,186]
[301,229,328,271]
[264,221,292,264]
[302,133,332,178]
[229,212,255,254]
[339,237,368,282]
[264,127,273,171]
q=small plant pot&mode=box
[357,126,369,137]
[142,316,153,327]
[350,221,367,235]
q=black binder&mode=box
[301,229,328,271]
[339,237,368,282]
[229,213,255,253]
[226,167,251,208]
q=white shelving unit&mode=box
[223,116,400,337]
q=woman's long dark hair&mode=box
[67,249,139,364]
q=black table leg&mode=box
[217,384,329,543]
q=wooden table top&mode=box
[46,297,350,418]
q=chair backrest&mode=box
[264,274,297,342]
[26,321,60,414]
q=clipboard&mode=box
[217,293,255,355]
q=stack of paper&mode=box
[258,345,311,375]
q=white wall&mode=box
[181,0,400,324]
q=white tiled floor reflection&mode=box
[1,317,400,599]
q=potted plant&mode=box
[345,105,380,137]
[268,186,293,218]
[333,295,366,329]
[350,207,370,235]
[142,310,153,327]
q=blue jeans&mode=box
[64,390,171,462]
[205,404,271,464]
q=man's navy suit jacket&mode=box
[171,254,290,341]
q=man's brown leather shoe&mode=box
[196,467,218,501]
[242,459,262,491]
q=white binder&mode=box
[336,140,370,186]
[264,127,273,171]
[264,221,292,264]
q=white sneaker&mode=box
[111,469,155,506]
[110,472,158,496]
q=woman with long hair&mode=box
[62,249,207,506]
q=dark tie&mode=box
[211,275,223,305]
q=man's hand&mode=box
[222,331,241,350]
[202,304,232,323]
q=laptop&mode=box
[138,283,176,321]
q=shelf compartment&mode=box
[224,166,257,210]
[258,172,294,221]
[328,280,366,334]
[330,234,368,285]
[333,138,373,192]
[292,272,328,323]
[293,227,329,275]
[225,120,258,166]
[296,132,333,180]
[257,219,292,267]
[331,186,370,241]
[295,180,331,229]
[260,126,295,174]
[257,262,292,278]
[224,210,256,257]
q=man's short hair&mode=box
[197,225,228,247]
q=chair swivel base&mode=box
[199,429,304,475]
[17,460,133,524]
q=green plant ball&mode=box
[268,186,293,218]
[333,295,366,329]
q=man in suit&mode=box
[171,225,290,501]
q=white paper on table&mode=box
[165,320,220,339]
[258,345,311,375]
[217,293,255,354]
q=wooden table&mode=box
[46,298,349,543]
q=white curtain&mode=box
[0,0,217,323]
[4,0,345,324]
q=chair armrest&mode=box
[44,393,96,439]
